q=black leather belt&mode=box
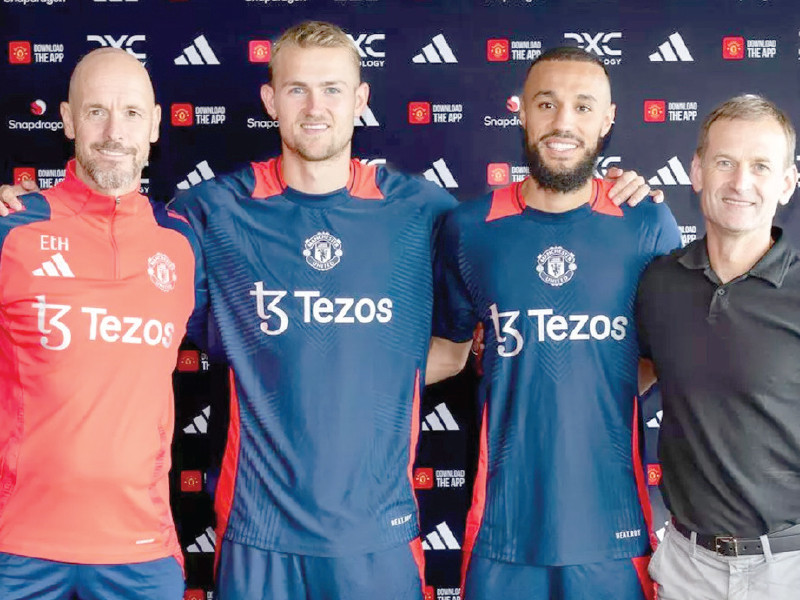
[672,518,800,557]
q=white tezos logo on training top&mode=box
[536,246,577,287]
[303,232,343,271]
[148,253,177,292]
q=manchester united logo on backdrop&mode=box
[536,246,577,287]
[303,231,343,271]
[147,252,177,292]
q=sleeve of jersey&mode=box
[650,202,683,257]
[153,201,210,351]
[432,209,477,343]
[0,193,51,253]
[635,262,658,360]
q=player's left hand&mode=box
[605,166,664,207]
[0,181,36,216]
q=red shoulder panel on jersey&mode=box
[348,159,384,200]
[485,182,525,222]
[590,179,624,217]
[251,158,285,199]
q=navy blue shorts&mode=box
[216,538,426,600]
[463,554,653,600]
[0,553,183,600]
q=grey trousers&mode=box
[649,523,800,600]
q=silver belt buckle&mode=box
[715,536,739,556]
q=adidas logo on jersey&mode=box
[412,34,457,63]
[646,410,663,429]
[176,160,215,190]
[648,157,691,186]
[33,252,74,277]
[354,105,379,127]
[649,32,693,62]
[174,35,220,65]
[186,526,216,553]
[421,522,461,550]
[423,159,458,189]
[422,403,459,431]
[184,405,210,434]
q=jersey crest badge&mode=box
[303,231,343,271]
[147,252,177,292]
[536,246,577,287]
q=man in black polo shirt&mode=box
[636,94,800,600]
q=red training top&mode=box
[0,161,203,565]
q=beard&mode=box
[285,121,353,163]
[294,138,351,162]
[76,141,145,193]
[525,130,603,193]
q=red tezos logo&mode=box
[487,39,510,62]
[184,590,204,600]
[423,586,435,600]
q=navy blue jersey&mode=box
[171,158,456,557]
[433,180,681,566]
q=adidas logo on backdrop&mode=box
[412,34,457,63]
[423,159,458,189]
[648,157,691,186]
[649,32,694,62]
[174,35,220,65]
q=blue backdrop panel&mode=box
[3,1,799,597]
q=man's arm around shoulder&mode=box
[426,336,472,385]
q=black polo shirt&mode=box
[636,227,800,537]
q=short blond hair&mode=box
[697,94,796,168]
[270,21,360,81]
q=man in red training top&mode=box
[0,48,206,600]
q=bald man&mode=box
[0,48,206,600]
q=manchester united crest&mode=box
[303,231,343,271]
[536,246,577,287]
[147,252,177,292]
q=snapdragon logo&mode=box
[8,99,63,132]
[8,119,62,132]
[250,284,393,336]
[246,116,279,129]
